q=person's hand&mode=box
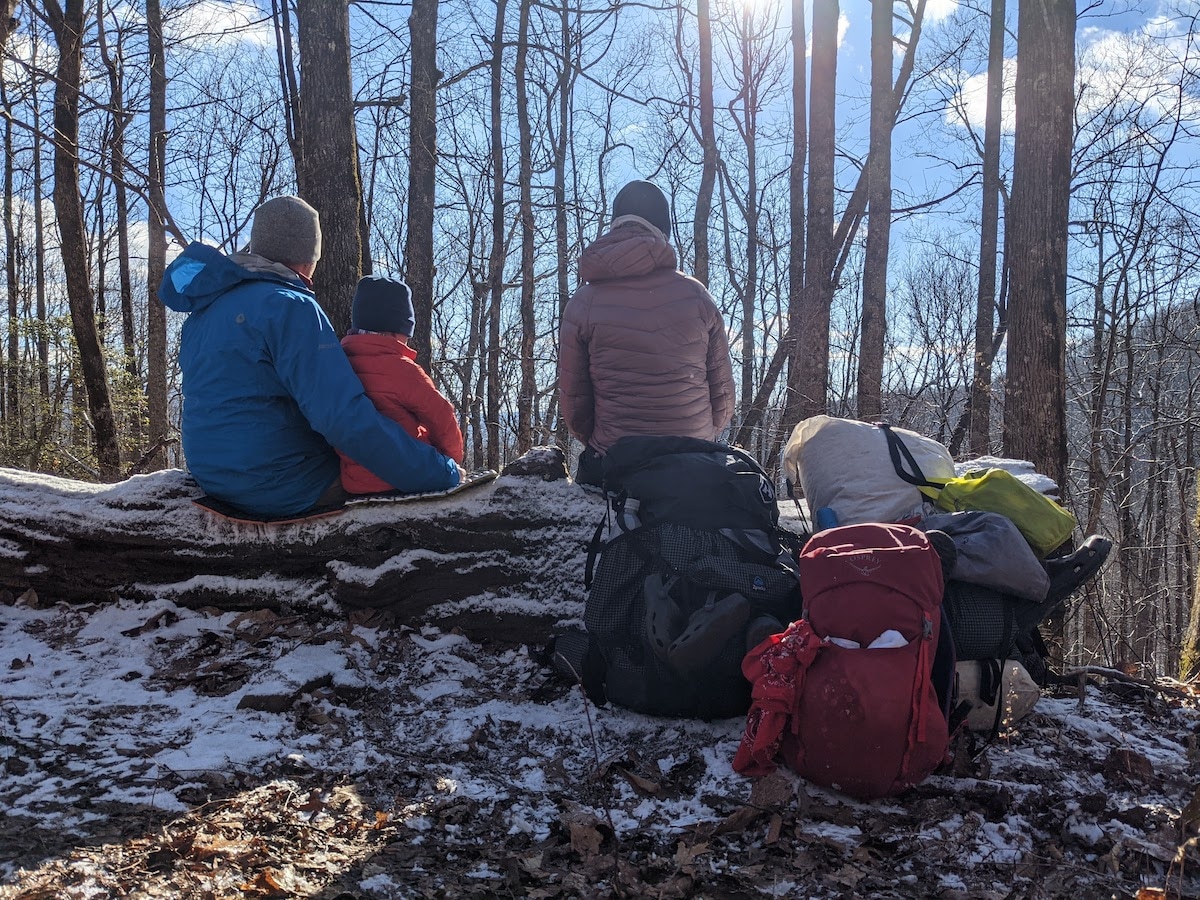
[456,464,468,483]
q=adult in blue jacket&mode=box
[158,195,460,517]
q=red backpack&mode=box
[733,523,951,799]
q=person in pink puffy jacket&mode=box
[557,180,736,487]
[338,275,465,494]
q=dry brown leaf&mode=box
[674,840,709,872]
[1105,748,1155,781]
[766,812,784,845]
[616,766,661,796]
[119,608,174,637]
[1178,785,1200,833]
[568,819,605,857]
[715,804,762,835]
[519,852,545,875]
[749,771,795,810]
[295,789,325,815]
[825,863,866,888]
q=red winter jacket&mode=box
[338,333,464,494]
[557,221,735,454]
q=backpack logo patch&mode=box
[758,476,776,504]
[847,551,881,578]
[751,575,766,592]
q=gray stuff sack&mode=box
[918,510,1049,602]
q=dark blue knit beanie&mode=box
[352,274,416,335]
[612,180,671,239]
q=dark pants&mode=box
[312,474,349,511]
[575,446,603,489]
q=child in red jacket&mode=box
[338,275,465,494]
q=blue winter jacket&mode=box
[158,242,460,517]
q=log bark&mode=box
[0,450,595,644]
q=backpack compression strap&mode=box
[878,422,943,491]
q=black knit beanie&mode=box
[352,275,416,336]
[612,180,671,239]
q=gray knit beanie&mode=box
[612,180,671,239]
[249,196,322,265]
[352,275,416,336]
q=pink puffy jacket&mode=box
[338,333,464,494]
[558,222,735,454]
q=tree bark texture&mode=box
[486,0,506,471]
[515,0,536,454]
[0,0,17,51]
[778,0,806,434]
[405,0,440,371]
[791,0,839,422]
[146,0,169,469]
[857,0,895,422]
[44,0,121,481]
[693,0,716,287]
[1004,0,1074,492]
[970,0,1006,456]
[295,0,362,336]
[0,452,589,644]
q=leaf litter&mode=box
[0,575,1198,897]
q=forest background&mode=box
[0,0,1196,680]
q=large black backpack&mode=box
[565,436,804,719]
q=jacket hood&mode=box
[158,242,308,313]
[579,222,678,284]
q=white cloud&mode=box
[924,0,959,26]
[945,60,1017,133]
[944,12,1200,133]
[164,0,275,50]
[1075,18,1200,124]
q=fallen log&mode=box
[0,448,599,643]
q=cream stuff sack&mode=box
[781,416,957,526]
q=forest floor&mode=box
[1,589,1197,899]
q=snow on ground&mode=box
[0,459,1196,897]
[1,586,1197,897]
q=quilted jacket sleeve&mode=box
[558,290,595,445]
[705,298,736,434]
[402,359,465,464]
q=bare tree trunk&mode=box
[96,10,138,385]
[486,0,507,470]
[31,34,48,404]
[1005,0,1074,667]
[742,0,924,445]
[1183,477,1200,680]
[295,0,362,336]
[738,4,759,424]
[552,0,574,450]
[2,76,17,444]
[145,0,169,469]
[44,0,121,480]
[857,0,894,421]
[778,0,806,434]
[791,0,839,422]
[694,0,716,286]
[405,0,440,371]
[0,0,18,50]
[270,0,301,166]
[515,0,535,455]
[1004,0,1075,492]
[969,0,1006,455]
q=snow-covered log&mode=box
[0,448,597,642]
